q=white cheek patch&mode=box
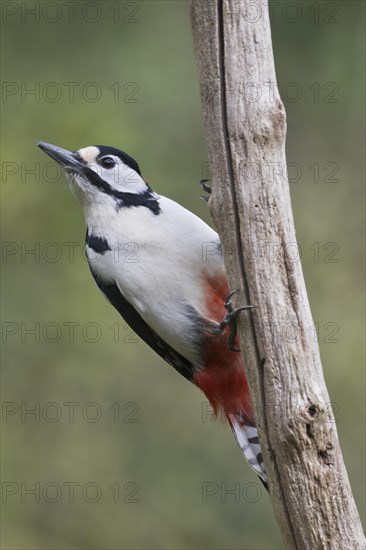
[73,148,148,196]
[103,167,147,193]
[78,146,100,163]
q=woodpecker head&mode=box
[37,141,160,214]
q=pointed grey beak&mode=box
[37,141,84,170]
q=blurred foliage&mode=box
[1,1,365,548]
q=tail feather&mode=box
[227,413,268,490]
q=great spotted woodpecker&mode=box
[37,141,267,489]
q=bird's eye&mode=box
[100,157,115,169]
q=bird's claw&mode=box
[199,179,212,201]
[218,306,255,331]
[220,290,255,352]
[199,179,212,194]
[224,289,239,310]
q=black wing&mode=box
[89,268,195,382]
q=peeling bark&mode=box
[190,1,365,548]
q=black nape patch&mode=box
[117,190,161,215]
[86,232,111,254]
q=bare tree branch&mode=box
[190,1,365,548]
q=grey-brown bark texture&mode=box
[190,1,365,549]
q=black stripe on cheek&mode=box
[86,233,111,255]
[83,167,161,215]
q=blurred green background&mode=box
[1,1,365,548]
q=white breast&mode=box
[86,196,225,364]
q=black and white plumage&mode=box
[37,141,268,489]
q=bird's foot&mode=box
[219,290,255,352]
[199,179,211,201]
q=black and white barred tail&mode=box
[227,413,268,491]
